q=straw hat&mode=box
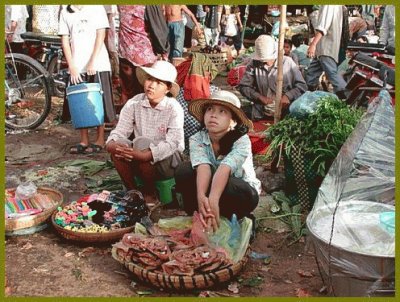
[188,90,253,130]
[253,35,277,61]
[136,61,180,97]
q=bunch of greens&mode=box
[265,96,364,177]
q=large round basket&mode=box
[51,213,135,243]
[112,246,250,291]
[5,187,63,232]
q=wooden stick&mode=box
[274,5,287,124]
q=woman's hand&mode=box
[208,197,220,232]
[69,65,83,84]
[115,146,151,162]
[86,60,96,76]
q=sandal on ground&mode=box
[87,143,104,153]
[69,144,88,154]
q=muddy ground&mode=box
[5,88,326,298]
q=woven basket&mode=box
[207,51,229,73]
[51,213,135,243]
[112,246,249,290]
[5,187,63,232]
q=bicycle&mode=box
[22,32,68,98]
[5,39,53,130]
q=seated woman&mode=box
[106,61,184,198]
[238,35,307,120]
[175,90,261,233]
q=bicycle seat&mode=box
[21,31,61,45]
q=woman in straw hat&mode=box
[175,90,261,233]
[238,34,307,120]
[106,61,184,198]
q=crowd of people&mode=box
[5,4,395,234]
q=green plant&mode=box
[265,97,363,177]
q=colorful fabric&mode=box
[118,5,157,67]
[183,53,218,101]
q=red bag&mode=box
[227,65,247,87]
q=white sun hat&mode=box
[136,60,180,97]
[253,34,278,61]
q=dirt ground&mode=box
[5,88,326,298]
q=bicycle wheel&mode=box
[48,55,67,98]
[5,53,52,130]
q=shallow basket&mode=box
[5,187,63,232]
[112,246,249,290]
[51,213,135,243]
[204,51,229,73]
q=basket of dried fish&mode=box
[112,213,252,290]
[6,186,63,233]
[52,190,149,243]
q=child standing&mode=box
[175,90,261,232]
[59,5,116,154]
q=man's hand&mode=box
[259,95,274,105]
[307,43,316,58]
[281,95,290,108]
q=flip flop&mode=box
[70,144,88,154]
[88,143,104,153]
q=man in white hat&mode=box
[238,34,307,119]
[106,61,184,196]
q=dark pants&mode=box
[175,162,259,219]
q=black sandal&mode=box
[88,143,104,153]
[70,144,88,154]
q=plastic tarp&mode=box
[306,90,395,296]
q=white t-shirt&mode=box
[5,5,29,43]
[58,5,111,73]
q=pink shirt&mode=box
[117,5,157,66]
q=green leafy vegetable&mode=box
[265,97,363,177]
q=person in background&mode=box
[379,5,395,50]
[306,5,348,100]
[164,5,201,60]
[117,5,157,106]
[104,5,119,79]
[5,5,29,53]
[203,5,221,47]
[106,61,184,201]
[59,5,116,154]
[291,34,311,68]
[175,90,260,233]
[220,5,243,56]
[196,5,207,25]
[145,5,170,61]
[238,35,307,120]
[284,38,299,65]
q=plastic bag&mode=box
[15,181,37,200]
[289,91,338,118]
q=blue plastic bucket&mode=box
[66,82,104,129]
